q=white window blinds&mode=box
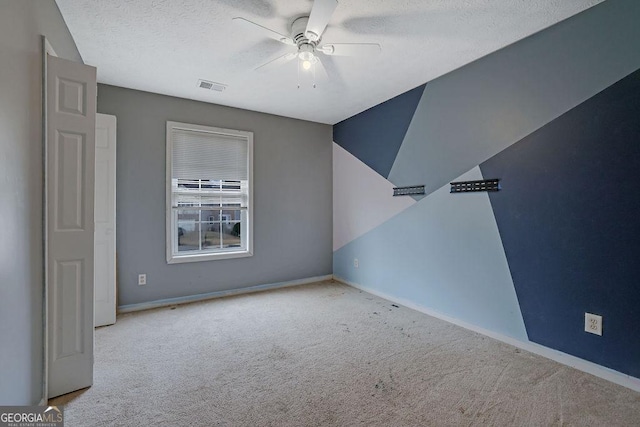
[171,128,248,181]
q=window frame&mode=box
[165,121,253,264]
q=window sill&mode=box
[167,249,253,264]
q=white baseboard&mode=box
[118,274,333,314]
[334,275,640,393]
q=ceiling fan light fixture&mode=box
[298,49,318,71]
[298,51,314,62]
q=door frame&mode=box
[94,113,117,327]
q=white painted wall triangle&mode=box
[333,142,415,251]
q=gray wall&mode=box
[0,0,82,405]
[97,85,333,306]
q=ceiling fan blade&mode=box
[255,52,297,72]
[313,56,330,82]
[317,54,347,87]
[233,17,295,45]
[305,0,338,41]
[318,43,381,57]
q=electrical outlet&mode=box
[138,274,147,286]
[585,312,602,336]
[353,258,359,268]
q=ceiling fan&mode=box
[233,0,381,85]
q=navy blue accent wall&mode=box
[333,84,426,178]
[480,69,640,377]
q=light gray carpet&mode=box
[51,280,640,426]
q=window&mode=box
[166,121,253,263]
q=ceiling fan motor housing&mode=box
[291,17,319,48]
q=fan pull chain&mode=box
[312,61,317,89]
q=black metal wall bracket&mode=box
[450,179,500,193]
[393,185,425,196]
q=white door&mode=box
[94,114,117,327]
[47,54,97,398]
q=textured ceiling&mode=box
[55,0,603,124]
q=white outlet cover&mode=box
[354,258,359,268]
[138,274,147,286]
[585,312,602,336]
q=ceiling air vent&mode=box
[197,79,227,92]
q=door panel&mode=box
[55,131,85,230]
[47,54,96,399]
